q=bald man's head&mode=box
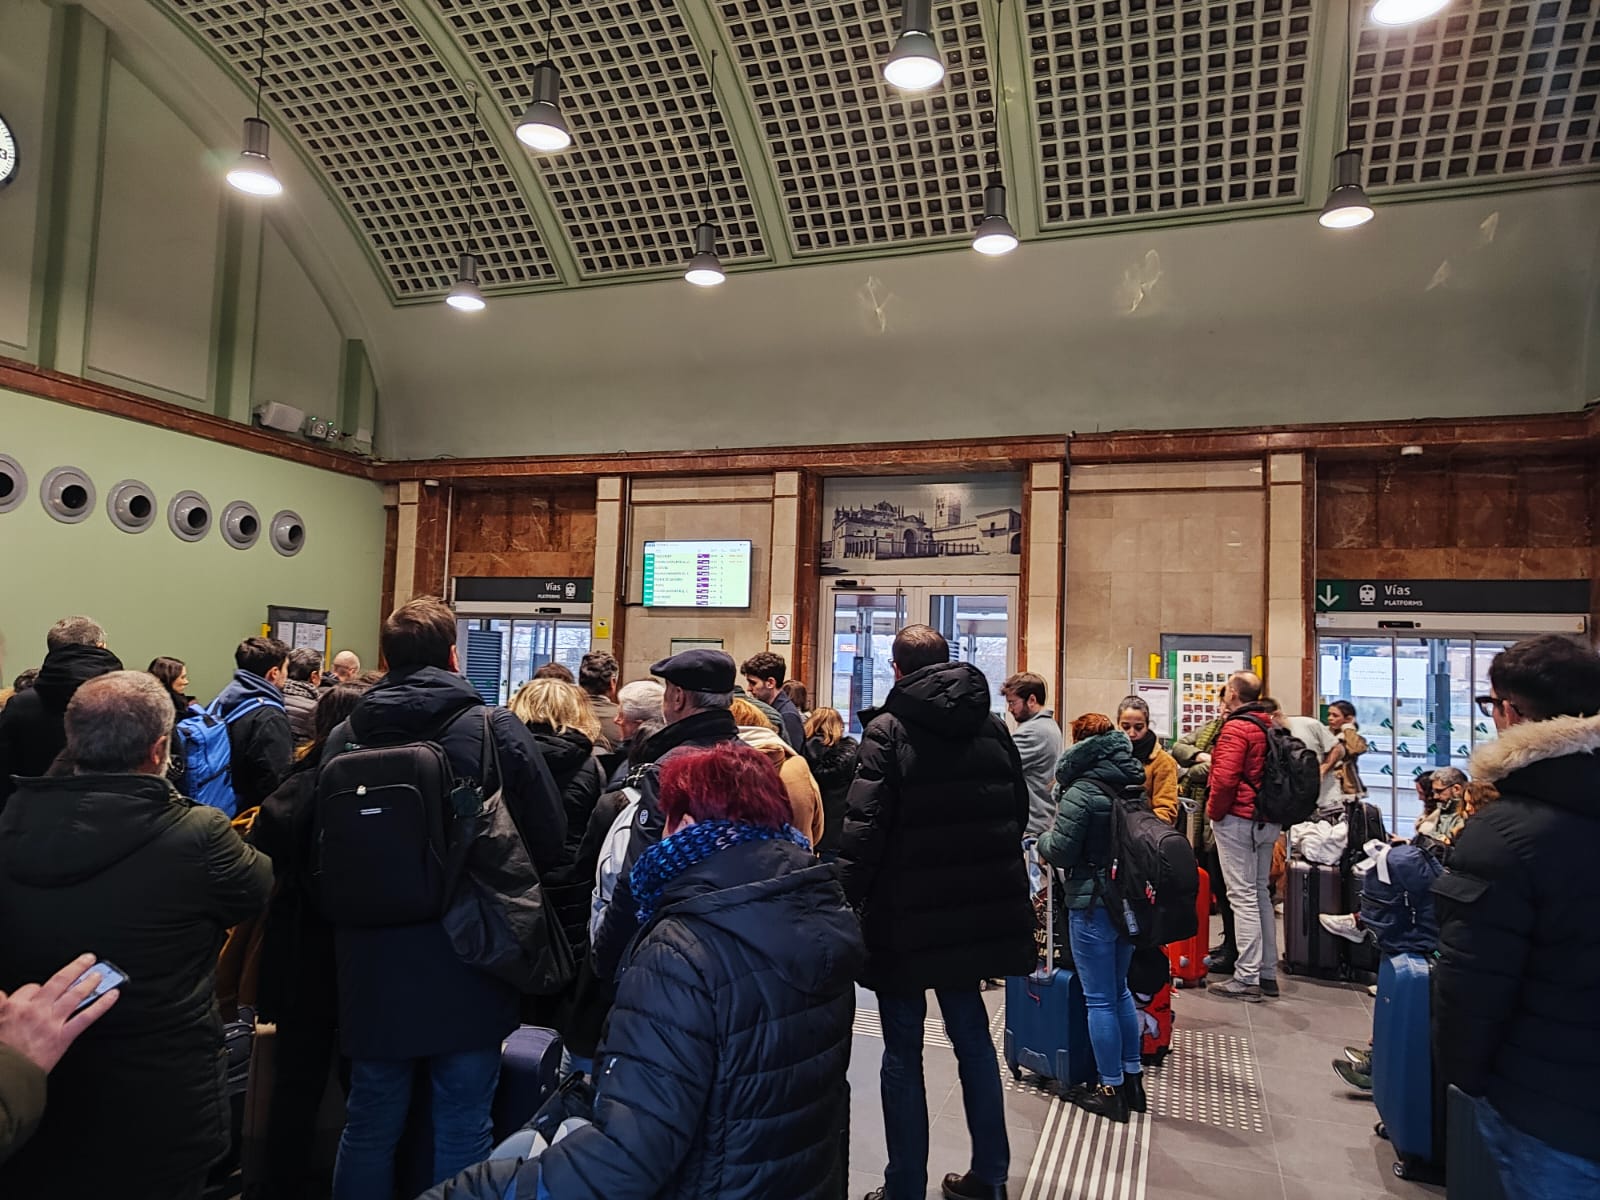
[1225,670,1263,711]
[331,651,361,682]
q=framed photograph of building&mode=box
[820,474,1023,576]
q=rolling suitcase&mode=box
[1004,871,1093,1088]
[1446,1085,1508,1200]
[1283,859,1350,978]
[492,1025,565,1140]
[1372,954,1443,1182]
[1166,865,1211,988]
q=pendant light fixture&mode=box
[226,0,283,197]
[515,2,572,153]
[884,0,946,92]
[1317,7,1375,230]
[970,3,1017,256]
[683,51,726,287]
[446,84,488,313]
[1371,0,1449,26]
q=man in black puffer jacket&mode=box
[0,616,121,810]
[839,624,1034,1200]
[1433,635,1600,1199]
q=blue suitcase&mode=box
[1372,954,1443,1182]
[1004,873,1093,1088]
[492,1025,564,1140]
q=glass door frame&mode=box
[818,574,1019,732]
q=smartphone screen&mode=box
[69,960,128,1017]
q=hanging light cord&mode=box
[990,0,1004,172]
[467,82,483,259]
[539,0,556,61]
[702,49,720,226]
[1342,0,1357,150]
[253,0,267,119]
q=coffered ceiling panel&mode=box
[1027,0,1314,227]
[720,0,1000,253]
[163,0,559,296]
[1348,0,1599,189]
[438,0,768,276]
[149,0,1600,303]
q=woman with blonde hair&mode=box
[803,707,858,859]
[511,678,605,857]
[730,699,824,848]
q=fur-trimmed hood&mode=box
[1469,713,1600,786]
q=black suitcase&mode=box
[1283,860,1375,979]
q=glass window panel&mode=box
[830,592,902,734]
[929,593,1009,714]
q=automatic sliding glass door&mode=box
[455,616,593,704]
[1318,634,1506,836]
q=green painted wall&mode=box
[0,387,385,700]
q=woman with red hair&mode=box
[423,741,864,1200]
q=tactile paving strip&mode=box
[1026,0,1314,226]
[1348,0,1600,188]
[162,0,558,297]
[1145,1027,1266,1131]
[437,0,767,276]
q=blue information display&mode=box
[642,539,752,609]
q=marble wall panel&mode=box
[449,485,599,580]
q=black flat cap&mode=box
[650,649,736,692]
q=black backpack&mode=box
[1096,782,1201,950]
[314,708,478,926]
[1222,713,1321,828]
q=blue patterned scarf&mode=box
[631,819,811,925]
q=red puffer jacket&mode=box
[1206,707,1273,822]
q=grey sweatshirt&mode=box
[1011,708,1064,836]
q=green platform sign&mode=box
[1315,579,1589,615]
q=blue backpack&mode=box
[177,697,282,817]
[1359,843,1443,957]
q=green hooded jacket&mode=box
[1037,730,1145,910]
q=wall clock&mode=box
[0,110,16,190]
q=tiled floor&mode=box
[847,973,1448,1200]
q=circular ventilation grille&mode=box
[221,500,261,550]
[269,509,305,557]
[0,455,25,515]
[168,491,213,542]
[41,466,96,524]
[106,480,158,534]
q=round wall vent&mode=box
[221,500,261,550]
[168,490,213,542]
[269,509,305,557]
[106,480,158,534]
[0,455,25,515]
[41,466,96,524]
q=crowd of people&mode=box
[0,607,1595,1200]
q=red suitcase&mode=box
[1165,866,1211,988]
[1138,983,1174,1065]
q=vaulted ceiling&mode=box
[154,0,1599,304]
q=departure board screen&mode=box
[641,539,752,608]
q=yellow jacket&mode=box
[1143,746,1181,826]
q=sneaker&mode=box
[1343,1046,1373,1071]
[1212,979,1263,1002]
[1259,978,1280,998]
[1334,1059,1373,1091]
[864,1191,885,1200]
[1069,1083,1129,1123]
[1205,954,1237,976]
[1319,913,1368,945]
[941,1172,1007,1200]
[1121,1072,1148,1114]
[1368,983,1379,997]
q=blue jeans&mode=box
[1067,905,1142,1087]
[1474,1096,1600,1200]
[878,988,1009,1199]
[332,1046,503,1200]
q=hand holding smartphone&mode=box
[69,959,129,1017]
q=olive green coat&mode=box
[1037,730,1145,910]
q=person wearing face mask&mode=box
[1115,696,1179,825]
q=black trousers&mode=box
[1206,844,1237,956]
[260,986,342,1198]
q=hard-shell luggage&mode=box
[1283,859,1371,979]
[1372,954,1443,1182]
[1136,983,1174,1065]
[492,1025,565,1140]
[1166,865,1211,988]
[1004,872,1093,1088]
